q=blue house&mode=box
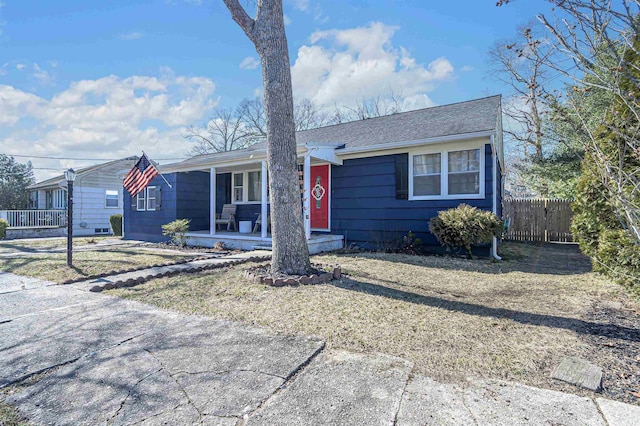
[124,95,504,256]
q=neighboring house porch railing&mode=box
[0,209,67,228]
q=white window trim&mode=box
[231,170,266,205]
[136,187,157,211]
[53,189,67,210]
[409,142,485,201]
[147,186,157,211]
[105,190,120,208]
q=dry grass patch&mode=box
[0,248,195,283]
[0,236,119,254]
[0,401,26,426]
[110,243,640,403]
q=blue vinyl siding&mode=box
[123,173,178,243]
[176,171,210,232]
[330,144,494,252]
[124,171,211,241]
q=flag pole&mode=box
[142,151,173,189]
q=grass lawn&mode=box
[110,242,640,404]
[0,236,121,254]
[0,248,196,283]
[0,401,27,426]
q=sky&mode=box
[0,0,554,181]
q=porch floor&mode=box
[185,230,344,255]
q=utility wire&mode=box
[4,154,187,161]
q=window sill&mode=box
[409,194,484,201]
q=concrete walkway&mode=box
[1,272,638,425]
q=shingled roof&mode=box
[164,95,501,171]
[28,156,139,190]
[296,94,501,149]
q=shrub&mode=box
[162,219,191,246]
[109,214,123,236]
[429,204,503,258]
[0,218,8,239]
[400,231,423,254]
[573,161,640,292]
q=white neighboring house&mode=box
[27,157,138,236]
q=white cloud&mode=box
[33,63,54,85]
[287,0,309,12]
[460,65,474,72]
[0,69,217,180]
[239,56,260,70]
[253,87,263,97]
[283,14,292,26]
[16,63,26,70]
[291,22,454,107]
[119,31,143,40]
[313,4,328,23]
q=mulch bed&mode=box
[581,300,640,405]
[245,263,341,286]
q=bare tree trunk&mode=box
[223,0,310,275]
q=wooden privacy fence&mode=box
[503,199,574,242]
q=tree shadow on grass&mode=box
[331,277,640,343]
[333,242,593,276]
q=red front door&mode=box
[310,164,330,230]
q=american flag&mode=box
[123,154,159,197]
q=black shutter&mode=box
[156,187,162,210]
[395,154,409,200]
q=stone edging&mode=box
[244,264,341,287]
[60,256,216,285]
[78,254,272,293]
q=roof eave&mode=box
[335,130,496,156]
[161,145,310,173]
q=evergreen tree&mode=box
[0,155,35,210]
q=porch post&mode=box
[303,155,311,240]
[209,167,216,235]
[261,161,268,238]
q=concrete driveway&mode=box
[1,271,637,425]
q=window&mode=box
[247,171,261,202]
[232,171,263,204]
[410,147,483,200]
[136,187,158,211]
[51,189,67,209]
[233,173,244,203]
[413,153,441,196]
[147,187,157,210]
[105,190,119,208]
[448,149,480,195]
[28,192,39,209]
[136,190,146,211]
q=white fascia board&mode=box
[162,146,310,174]
[335,130,495,158]
[306,144,343,165]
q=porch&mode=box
[185,142,343,254]
[0,209,67,239]
[185,230,344,255]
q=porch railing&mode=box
[0,209,67,228]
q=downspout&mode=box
[491,135,502,260]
